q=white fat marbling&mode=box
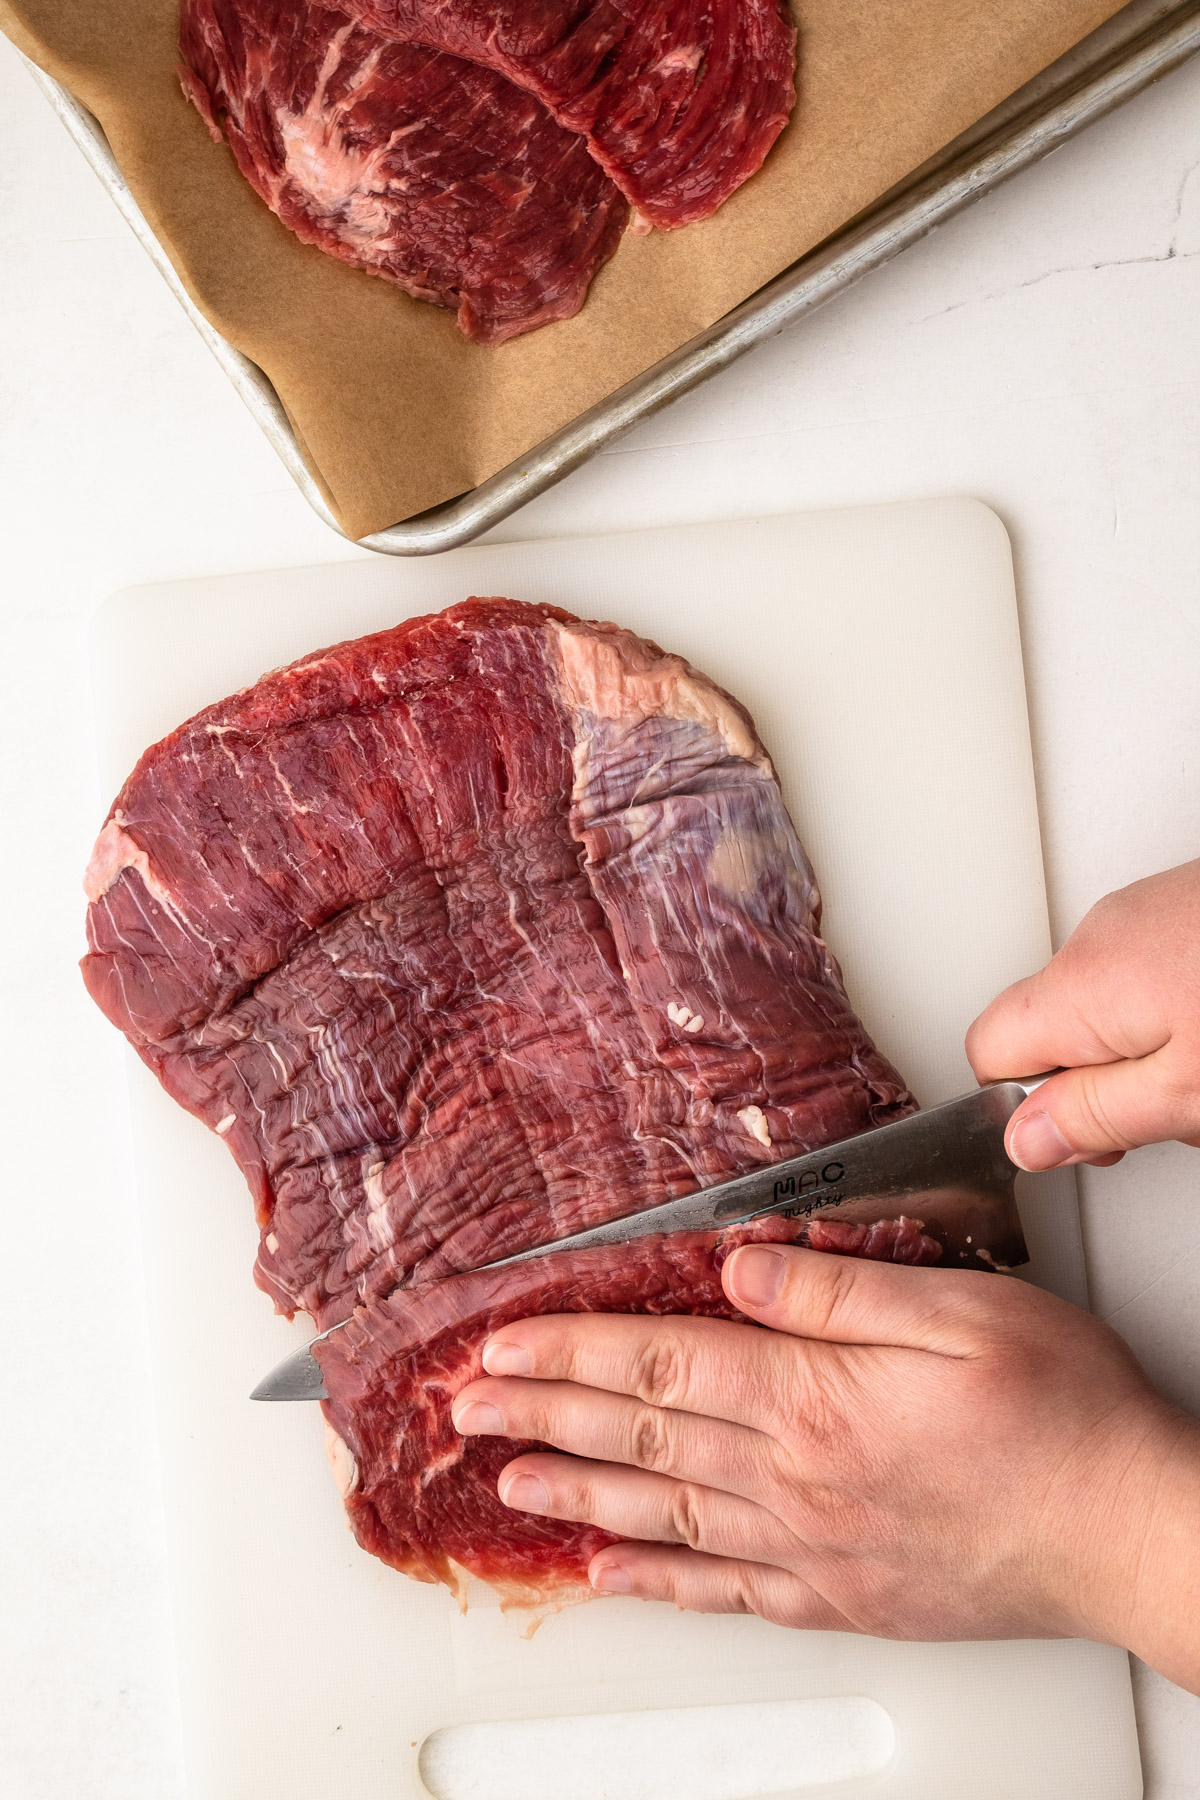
[323,1424,360,1499]
[667,1001,705,1033]
[736,1105,772,1147]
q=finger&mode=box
[965,963,1121,1086]
[966,864,1200,1103]
[496,1451,801,1566]
[721,1242,995,1355]
[478,1311,801,1432]
[587,1542,848,1630]
[451,1374,779,1497]
[1002,1056,1200,1168]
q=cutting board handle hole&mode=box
[418,1695,895,1799]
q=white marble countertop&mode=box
[1,30,1198,1799]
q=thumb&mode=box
[721,1241,991,1354]
[1006,1054,1200,1170]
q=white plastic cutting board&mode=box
[91,500,1142,1800]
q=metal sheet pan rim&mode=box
[21,0,1200,556]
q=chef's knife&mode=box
[250,1074,1052,1402]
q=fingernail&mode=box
[453,1401,504,1435]
[482,1338,532,1376]
[1008,1110,1074,1171]
[500,1473,548,1513]
[726,1244,786,1309]
[590,1562,632,1595]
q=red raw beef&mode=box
[345,0,798,227]
[178,0,628,344]
[317,1211,942,1602]
[808,1215,941,1265]
[83,597,929,1602]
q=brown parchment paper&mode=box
[2,0,1125,539]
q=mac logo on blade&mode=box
[772,1161,846,1218]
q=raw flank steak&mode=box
[179,0,629,343]
[84,597,938,1603]
[347,0,799,227]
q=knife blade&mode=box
[250,1073,1052,1402]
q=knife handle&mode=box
[997,1071,1059,1099]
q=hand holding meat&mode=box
[454,1244,1200,1691]
[968,860,1200,1169]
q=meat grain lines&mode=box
[179,0,630,344]
[178,0,798,341]
[82,597,927,1604]
[350,0,799,228]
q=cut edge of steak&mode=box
[178,0,629,344]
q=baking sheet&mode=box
[2,0,1126,538]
